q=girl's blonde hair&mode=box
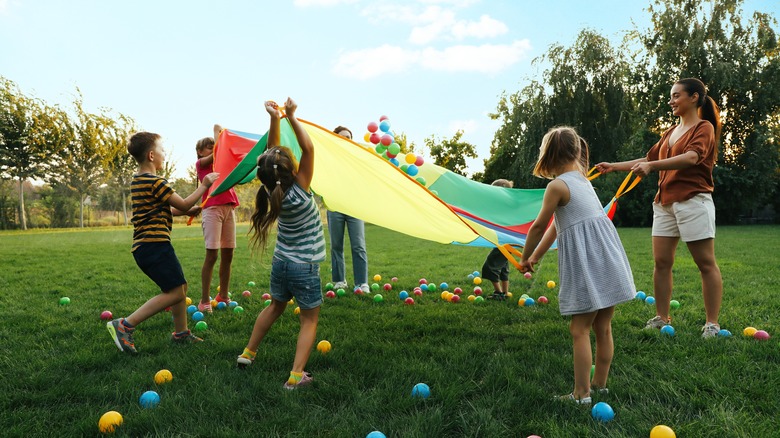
[249,146,299,253]
[533,126,589,179]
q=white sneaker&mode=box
[644,315,670,330]
[359,284,371,294]
[701,322,720,339]
[556,393,592,405]
[333,281,348,290]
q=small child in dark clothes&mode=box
[483,179,514,300]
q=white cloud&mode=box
[332,39,531,79]
[451,14,507,39]
[0,0,10,14]
[293,0,358,7]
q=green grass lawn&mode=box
[0,224,778,437]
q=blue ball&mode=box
[467,274,474,280]
[411,383,431,399]
[525,298,535,306]
[139,390,160,408]
[399,291,409,300]
[379,120,391,132]
[192,311,204,322]
[635,291,646,300]
[645,296,656,304]
[439,282,448,290]
[660,325,675,336]
[591,401,614,422]
[389,158,400,166]
[229,301,238,308]
[406,164,419,176]
[420,284,429,291]
[717,329,732,337]
[187,305,197,314]
[216,301,227,310]
[366,432,386,438]
[473,271,480,277]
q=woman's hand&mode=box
[595,162,616,174]
[265,101,282,119]
[284,97,297,117]
[631,161,654,177]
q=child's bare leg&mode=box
[570,311,597,399]
[218,248,234,300]
[292,306,320,373]
[501,280,509,294]
[591,307,615,389]
[245,299,287,352]
[171,283,189,333]
[491,280,503,293]
[201,249,218,303]
[126,284,187,327]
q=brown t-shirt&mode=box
[646,120,716,206]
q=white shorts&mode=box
[201,205,236,249]
[652,193,716,242]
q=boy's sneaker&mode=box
[283,372,313,390]
[701,322,720,339]
[488,291,506,301]
[237,354,254,368]
[644,315,670,330]
[359,284,371,294]
[107,318,137,353]
[333,281,348,290]
[556,393,592,405]
[197,301,213,314]
[590,387,609,396]
[171,330,203,344]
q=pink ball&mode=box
[325,291,336,298]
[524,272,532,279]
[383,283,392,291]
[414,290,423,296]
[451,295,461,303]
[100,310,113,321]
[538,296,549,304]
[367,121,378,133]
[391,277,398,283]
[354,287,364,295]
[242,290,252,298]
[380,134,393,146]
[754,330,770,340]
[369,132,380,144]
[262,293,271,300]
[528,436,542,438]
[404,297,415,305]
[379,115,389,122]
[415,155,424,166]
[419,279,428,285]
[474,287,482,295]
[453,287,463,295]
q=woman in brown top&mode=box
[596,78,724,338]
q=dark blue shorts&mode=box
[270,259,322,310]
[133,242,186,292]
[481,247,510,282]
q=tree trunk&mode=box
[79,193,85,228]
[18,178,27,230]
[122,190,129,226]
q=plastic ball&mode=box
[518,298,526,307]
[336,289,346,298]
[646,296,656,304]
[411,383,431,399]
[391,277,398,282]
[419,278,428,285]
[247,281,256,287]
[538,296,549,304]
[379,134,392,146]
[404,297,415,305]
[192,311,204,322]
[139,390,160,408]
[467,274,474,280]
[546,280,556,288]
[420,284,429,291]
[452,287,461,295]
[211,300,218,308]
[371,283,380,291]
[216,301,227,310]
[660,325,675,336]
[743,327,758,337]
[399,291,409,300]
[262,299,271,307]
[288,299,295,305]
[524,272,532,279]
[370,133,380,144]
[439,282,449,290]
[367,432,387,438]
[670,299,680,309]
[521,294,530,299]
[100,310,113,320]
[525,298,535,306]
[591,364,595,379]
[413,289,422,297]
[474,296,485,303]
[242,290,252,298]
[186,297,192,305]
[451,294,461,303]
[473,287,482,295]
[387,143,401,156]
[473,276,482,285]
[717,329,731,337]
[154,369,173,384]
[375,144,387,155]
[98,411,123,434]
[415,176,426,186]
[262,293,271,300]
[59,297,70,305]
[506,292,513,298]
[373,294,384,303]
[373,274,382,282]
[363,132,371,142]
[186,305,197,315]
[444,292,454,302]
[415,155,425,166]
[635,291,647,300]
[591,402,615,422]
[294,306,301,315]
[379,115,389,121]
[323,291,335,299]
[229,301,238,308]
[353,287,363,295]
[317,340,332,354]
[195,321,208,332]
[405,153,416,164]
[367,121,378,133]
[383,283,392,291]
[467,295,476,301]
[325,282,334,291]
[233,306,244,314]
[650,425,677,438]
[379,120,391,132]
[754,330,770,340]
[427,283,437,292]
[406,164,419,176]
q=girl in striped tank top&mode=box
[237,98,326,390]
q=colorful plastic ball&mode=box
[195,321,208,332]
[404,297,415,305]
[186,305,197,315]
[380,134,393,146]
[525,298,535,306]
[216,301,227,310]
[521,294,530,299]
[192,311,204,322]
[325,291,336,299]
[527,436,542,438]
[399,291,409,300]
[98,411,123,434]
[473,276,482,285]
[294,306,301,315]
[388,143,401,156]
[371,283,380,291]
[100,310,113,320]
[154,369,173,384]
[336,289,346,298]
[367,121,378,133]
[139,390,160,408]
[415,155,425,166]
[420,284,429,291]
[451,294,461,303]
[391,277,398,282]
[242,290,252,298]
[524,272,532,279]
[367,432,386,438]
[518,298,526,307]
[660,325,675,336]
[389,157,399,166]
[646,296,656,305]
[467,295,476,301]
[591,364,595,379]
[262,293,271,300]
[474,296,485,303]
[444,292,454,302]
[372,274,382,282]
[650,425,677,438]
[404,153,416,164]
[635,291,647,300]
[370,133,380,144]
[363,132,371,142]
[743,327,758,337]
[59,297,71,305]
[591,402,615,422]
[717,329,731,337]
[474,287,483,295]
[415,176,426,186]
[670,299,680,309]
[412,383,431,399]
[211,300,218,308]
[467,274,474,280]
[406,164,419,176]
[317,340,332,354]
[247,281,256,287]
[229,301,238,308]
[186,297,193,305]
[325,282,334,291]
[545,280,555,288]
[373,294,384,303]
[538,296,549,304]
[383,283,392,291]
[288,299,295,305]
[440,291,449,300]
[419,278,428,285]
[439,282,449,290]
[264,299,272,306]
[754,330,770,340]
[453,287,462,294]
[353,287,363,295]
[427,283,437,292]
[233,306,244,314]
[413,289,422,296]
[379,120,391,132]
[506,292,513,298]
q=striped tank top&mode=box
[273,182,326,263]
[130,173,174,252]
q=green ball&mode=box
[373,294,384,303]
[264,299,272,307]
[670,300,680,310]
[247,281,256,288]
[336,289,346,297]
[400,164,409,172]
[415,176,427,186]
[521,294,530,300]
[195,321,208,331]
[228,292,232,298]
[233,306,244,314]
[325,283,334,291]
[590,364,595,379]
[59,297,71,305]
[371,283,380,291]
[428,283,437,291]
[474,296,485,303]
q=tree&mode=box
[103,114,137,225]
[393,132,417,154]
[424,130,478,176]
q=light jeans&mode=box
[327,211,368,285]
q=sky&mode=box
[1,0,778,179]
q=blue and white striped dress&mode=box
[554,171,636,315]
[273,182,326,264]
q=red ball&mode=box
[391,277,398,282]
[383,283,392,291]
[404,297,415,305]
[380,134,393,146]
[538,296,549,304]
[413,289,423,296]
[379,115,389,122]
[474,287,482,295]
[262,293,271,300]
[100,310,113,320]
[242,290,252,298]
[367,121,378,133]
[325,291,336,298]
[419,279,428,285]
[451,295,461,303]
[414,156,424,166]
[453,287,463,295]
[369,133,380,144]
[524,272,532,279]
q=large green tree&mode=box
[425,130,478,176]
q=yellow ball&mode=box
[440,291,448,299]
[650,425,676,438]
[317,340,332,354]
[743,327,758,337]
[473,277,482,285]
[373,274,382,282]
[185,296,192,305]
[288,299,295,305]
[294,306,301,315]
[98,411,123,434]
[405,153,416,164]
[445,292,454,302]
[467,295,476,301]
[211,300,218,308]
[154,369,173,385]
[547,280,556,288]
[216,285,221,292]
[518,298,526,307]
[506,292,513,298]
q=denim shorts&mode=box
[270,259,322,310]
[133,242,186,292]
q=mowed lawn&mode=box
[0,223,777,437]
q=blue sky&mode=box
[1,0,777,179]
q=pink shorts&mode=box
[201,205,236,249]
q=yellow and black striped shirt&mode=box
[131,173,174,252]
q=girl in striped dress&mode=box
[520,127,635,405]
[236,98,326,390]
